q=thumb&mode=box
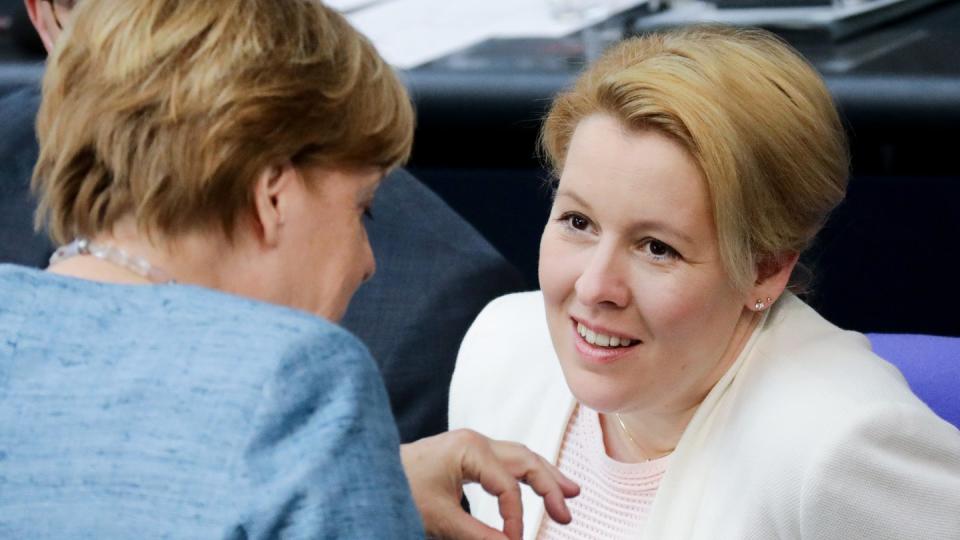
[430,504,511,540]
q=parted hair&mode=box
[542,26,849,292]
[34,0,414,244]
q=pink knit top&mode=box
[537,405,671,540]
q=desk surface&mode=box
[417,0,959,76]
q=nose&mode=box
[574,242,630,309]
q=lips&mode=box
[570,318,640,364]
[576,322,635,348]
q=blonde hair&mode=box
[34,0,414,244]
[542,26,848,292]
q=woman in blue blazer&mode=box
[0,1,577,538]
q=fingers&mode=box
[402,433,516,540]
[443,430,582,538]
[538,455,580,524]
[488,440,580,526]
[537,452,581,498]
[458,435,525,540]
[518,453,574,525]
[494,485,523,540]
[529,456,578,525]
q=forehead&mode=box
[560,114,712,227]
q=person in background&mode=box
[2,0,524,445]
[0,0,576,538]
[451,26,960,539]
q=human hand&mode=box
[401,429,580,540]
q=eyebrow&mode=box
[554,189,695,246]
[554,190,593,211]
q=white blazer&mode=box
[449,291,960,539]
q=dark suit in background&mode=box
[342,169,525,441]
[0,86,52,267]
[0,84,525,443]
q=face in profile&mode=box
[538,114,756,416]
[277,166,381,322]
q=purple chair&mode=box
[868,333,960,429]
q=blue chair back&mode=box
[868,333,960,428]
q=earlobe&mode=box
[753,297,773,311]
[747,252,799,312]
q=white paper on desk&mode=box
[498,0,650,37]
[347,0,648,69]
[348,0,510,69]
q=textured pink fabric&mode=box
[538,405,670,540]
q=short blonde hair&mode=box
[34,0,414,244]
[542,26,848,292]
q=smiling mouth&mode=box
[573,320,640,349]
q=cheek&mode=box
[646,274,743,352]
[353,224,372,277]
[538,232,581,355]
[626,264,727,328]
[312,244,356,322]
[330,230,360,284]
[538,230,578,308]
[654,286,707,326]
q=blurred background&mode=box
[1,0,958,335]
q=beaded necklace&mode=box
[49,238,176,284]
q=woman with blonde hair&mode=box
[451,26,960,538]
[0,0,577,537]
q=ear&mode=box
[745,252,799,312]
[24,0,57,53]
[251,162,299,248]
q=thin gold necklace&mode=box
[614,413,674,461]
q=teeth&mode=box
[577,322,633,348]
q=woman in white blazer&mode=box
[450,26,960,539]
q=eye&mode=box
[640,239,681,261]
[558,212,592,232]
[650,240,668,256]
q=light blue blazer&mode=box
[0,264,423,538]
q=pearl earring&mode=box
[754,297,773,311]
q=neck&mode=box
[601,405,691,463]
[602,309,762,463]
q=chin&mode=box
[558,357,638,414]
[311,294,349,322]
[320,306,345,322]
